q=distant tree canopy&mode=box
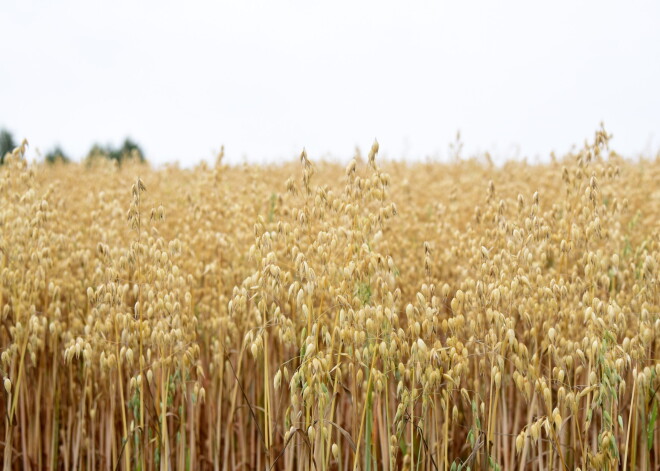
[86,138,146,164]
[1,130,146,165]
[0,129,17,165]
[45,146,70,164]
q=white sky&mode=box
[1,1,659,166]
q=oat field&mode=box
[1,128,660,470]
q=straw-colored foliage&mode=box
[1,128,660,470]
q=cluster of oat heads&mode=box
[1,128,660,470]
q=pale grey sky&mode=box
[1,1,659,165]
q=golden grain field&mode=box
[1,128,660,470]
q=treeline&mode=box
[0,128,145,164]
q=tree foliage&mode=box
[45,146,70,164]
[86,138,146,164]
[0,129,16,165]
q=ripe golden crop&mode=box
[1,128,659,470]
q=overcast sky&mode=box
[1,1,659,166]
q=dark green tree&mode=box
[0,129,16,165]
[86,138,146,164]
[85,144,108,161]
[45,146,70,164]
[109,138,145,163]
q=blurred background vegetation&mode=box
[0,129,16,165]
[0,128,145,165]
